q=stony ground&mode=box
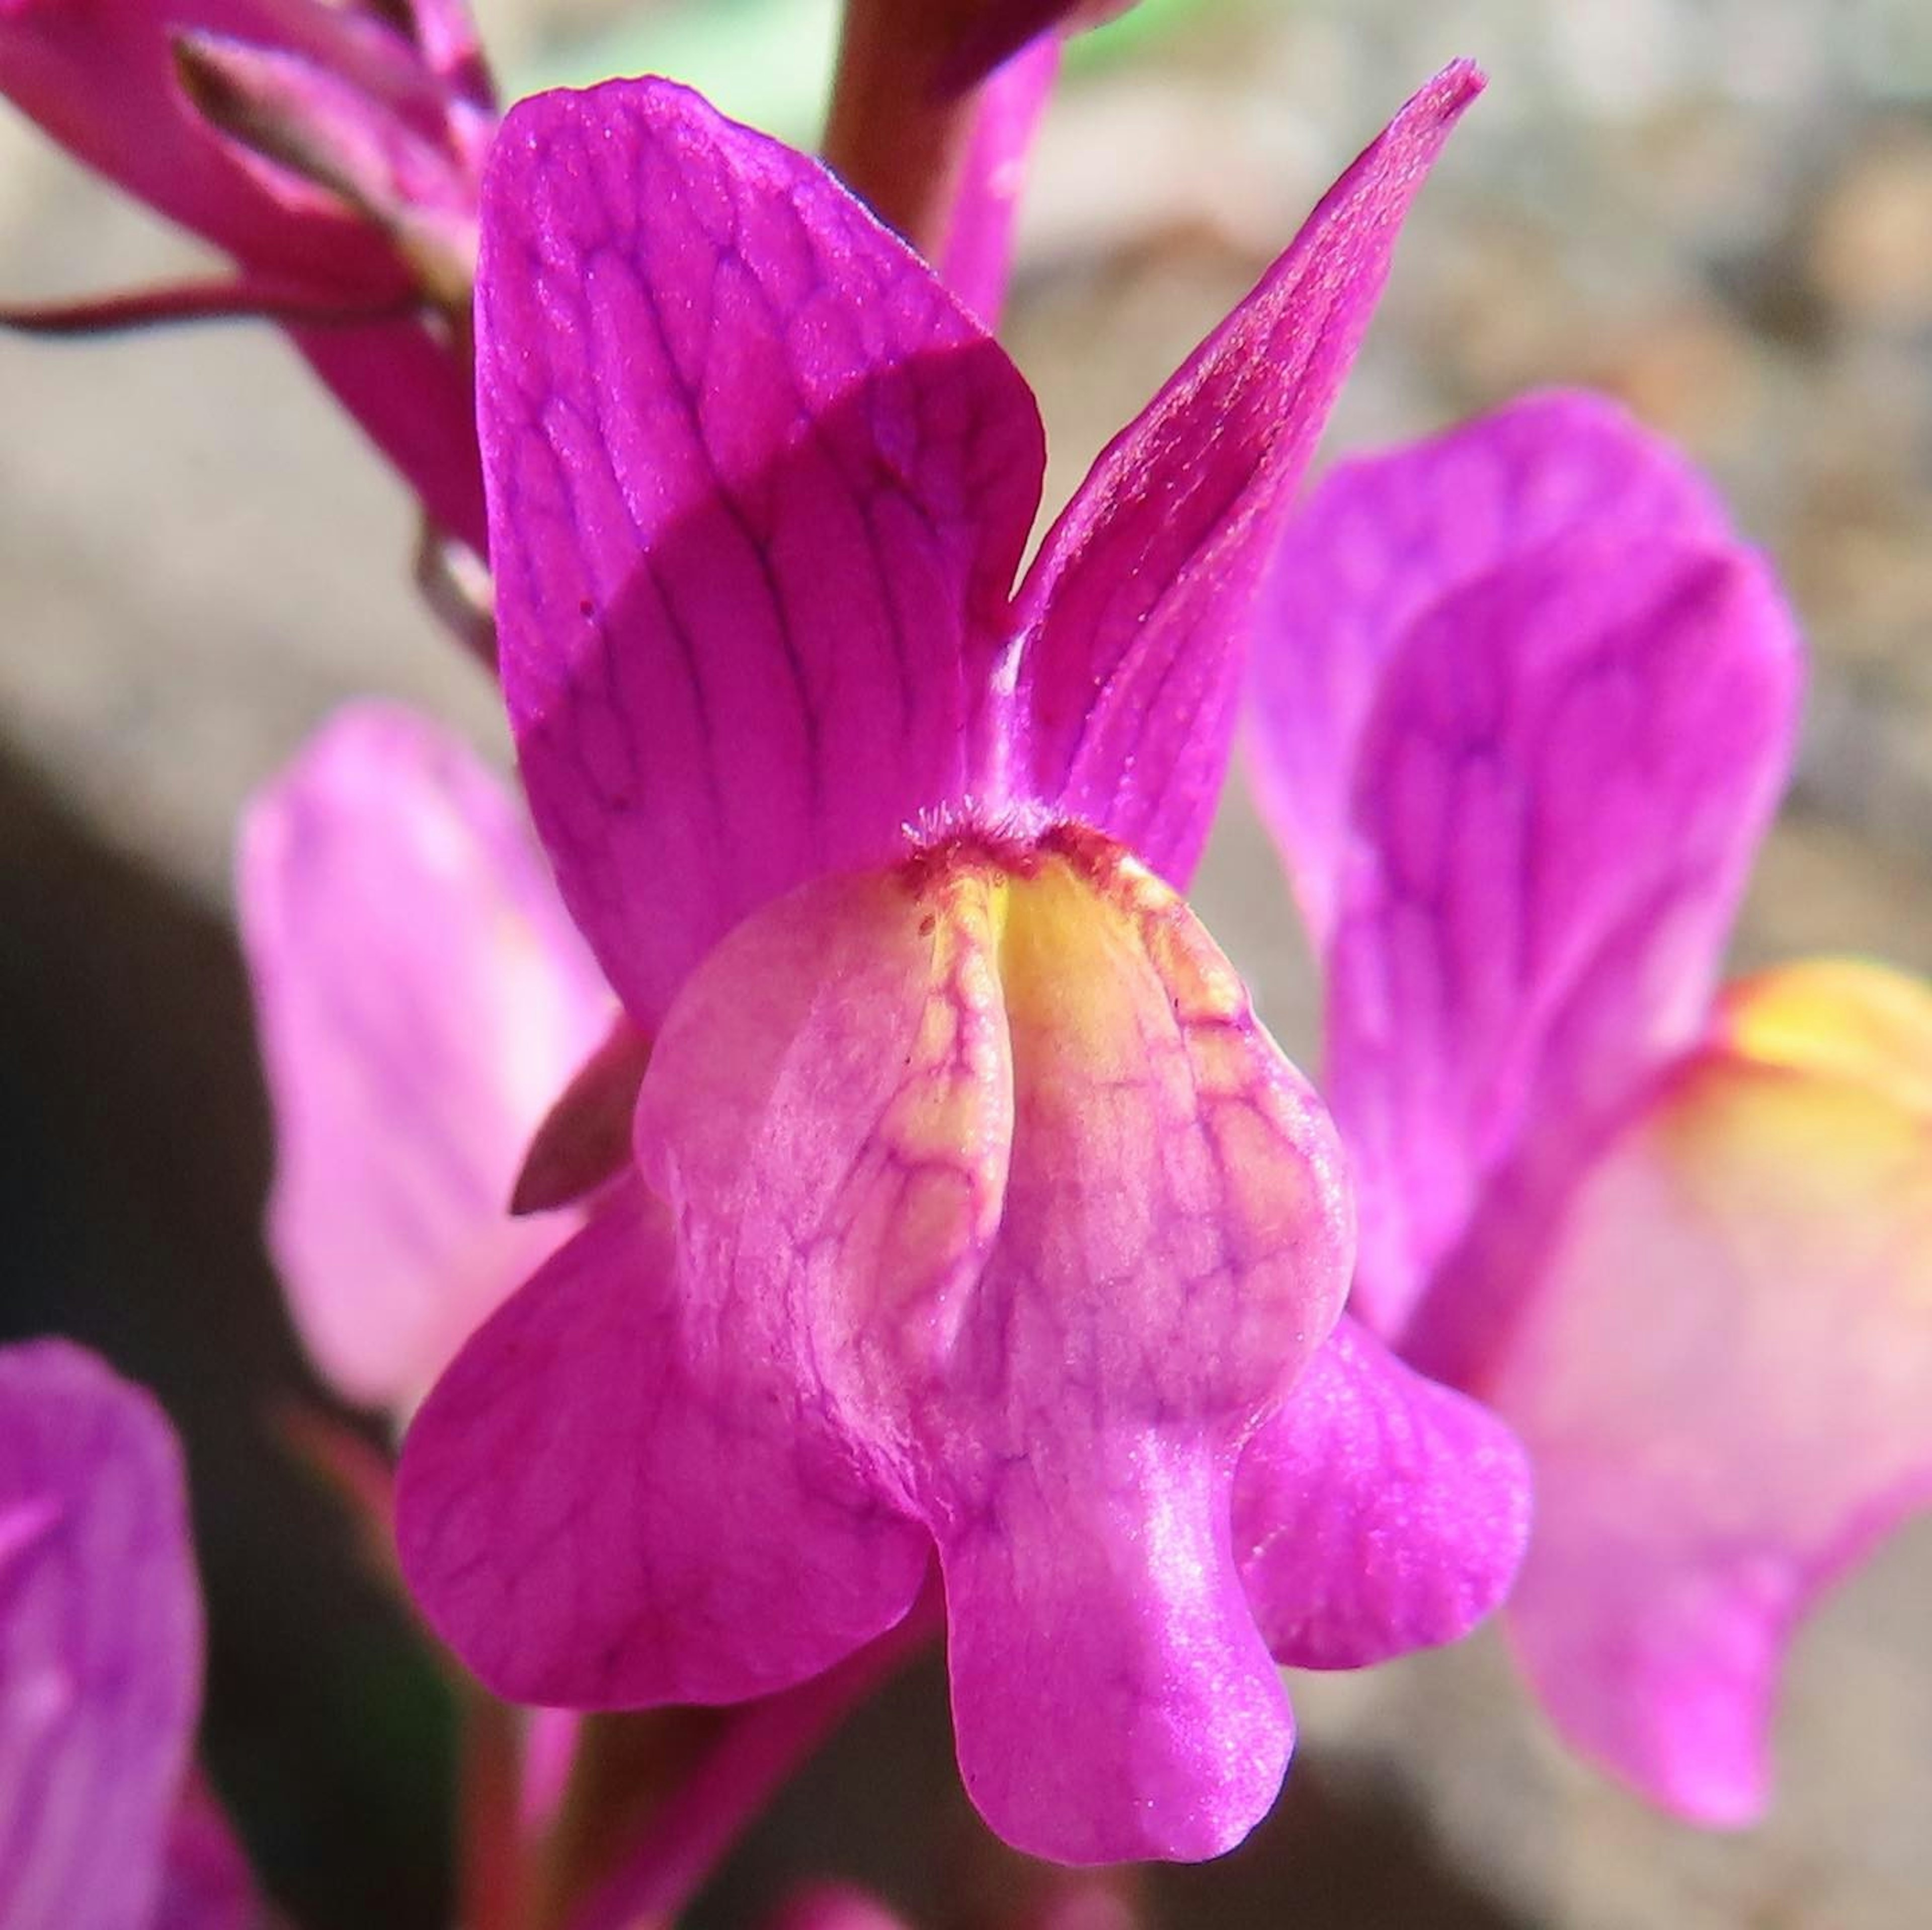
[3,2,1930,1924]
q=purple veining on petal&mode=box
[395,1181,933,1708]
[1247,389,1731,941]
[1234,1314,1530,1668]
[0,1341,201,1930]
[1006,61,1483,887]
[478,77,1046,1031]
[1319,530,1799,1358]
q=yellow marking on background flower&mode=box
[1720,956,1932,1117]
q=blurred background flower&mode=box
[2,2,1930,1926]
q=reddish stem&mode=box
[821,0,985,263]
[562,1600,940,1930]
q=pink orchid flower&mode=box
[0,0,493,548]
[1246,389,1932,1824]
[0,1340,258,1928]
[393,67,1529,1867]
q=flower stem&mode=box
[560,1599,940,1930]
[821,0,982,264]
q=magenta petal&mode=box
[478,77,1047,1029]
[941,34,1060,325]
[0,1341,201,1930]
[395,1184,931,1706]
[1008,62,1482,885]
[1321,533,1800,1360]
[1247,390,1731,940]
[940,1439,1292,1865]
[1233,1315,1529,1669]
[238,704,613,1411]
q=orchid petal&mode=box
[938,1437,1290,1865]
[941,34,1060,325]
[624,834,1350,1862]
[1493,959,1932,1821]
[239,704,612,1410]
[478,77,1046,1029]
[1007,62,1482,885]
[0,1341,200,1930]
[1233,1315,1530,1668]
[1247,391,1730,940]
[1318,533,1799,1359]
[396,1183,932,1706]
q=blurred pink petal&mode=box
[1318,530,1798,1356]
[479,78,1046,1030]
[1248,391,1730,939]
[1234,1315,1530,1669]
[0,1341,202,1929]
[1009,62,1482,886]
[1494,960,1932,1820]
[239,703,612,1411]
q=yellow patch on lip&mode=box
[894,822,1348,1394]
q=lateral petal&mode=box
[238,704,612,1411]
[478,77,1046,1029]
[395,1184,932,1707]
[0,1342,201,1930]
[1247,390,1729,939]
[1008,62,1481,884]
[1493,959,1932,1821]
[1321,533,1800,1359]
[1233,1314,1530,1669]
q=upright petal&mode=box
[1318,532,1800,1358]
[0,1342,200,1930]
[1493,960,1932,1821]
[1233,1315,1530,1669]
[478,78,1046,1029]
[396,1183,932,1707]
[1006,62,1482,884]
[238,704,612,1411]
[1247,391,1730,940]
